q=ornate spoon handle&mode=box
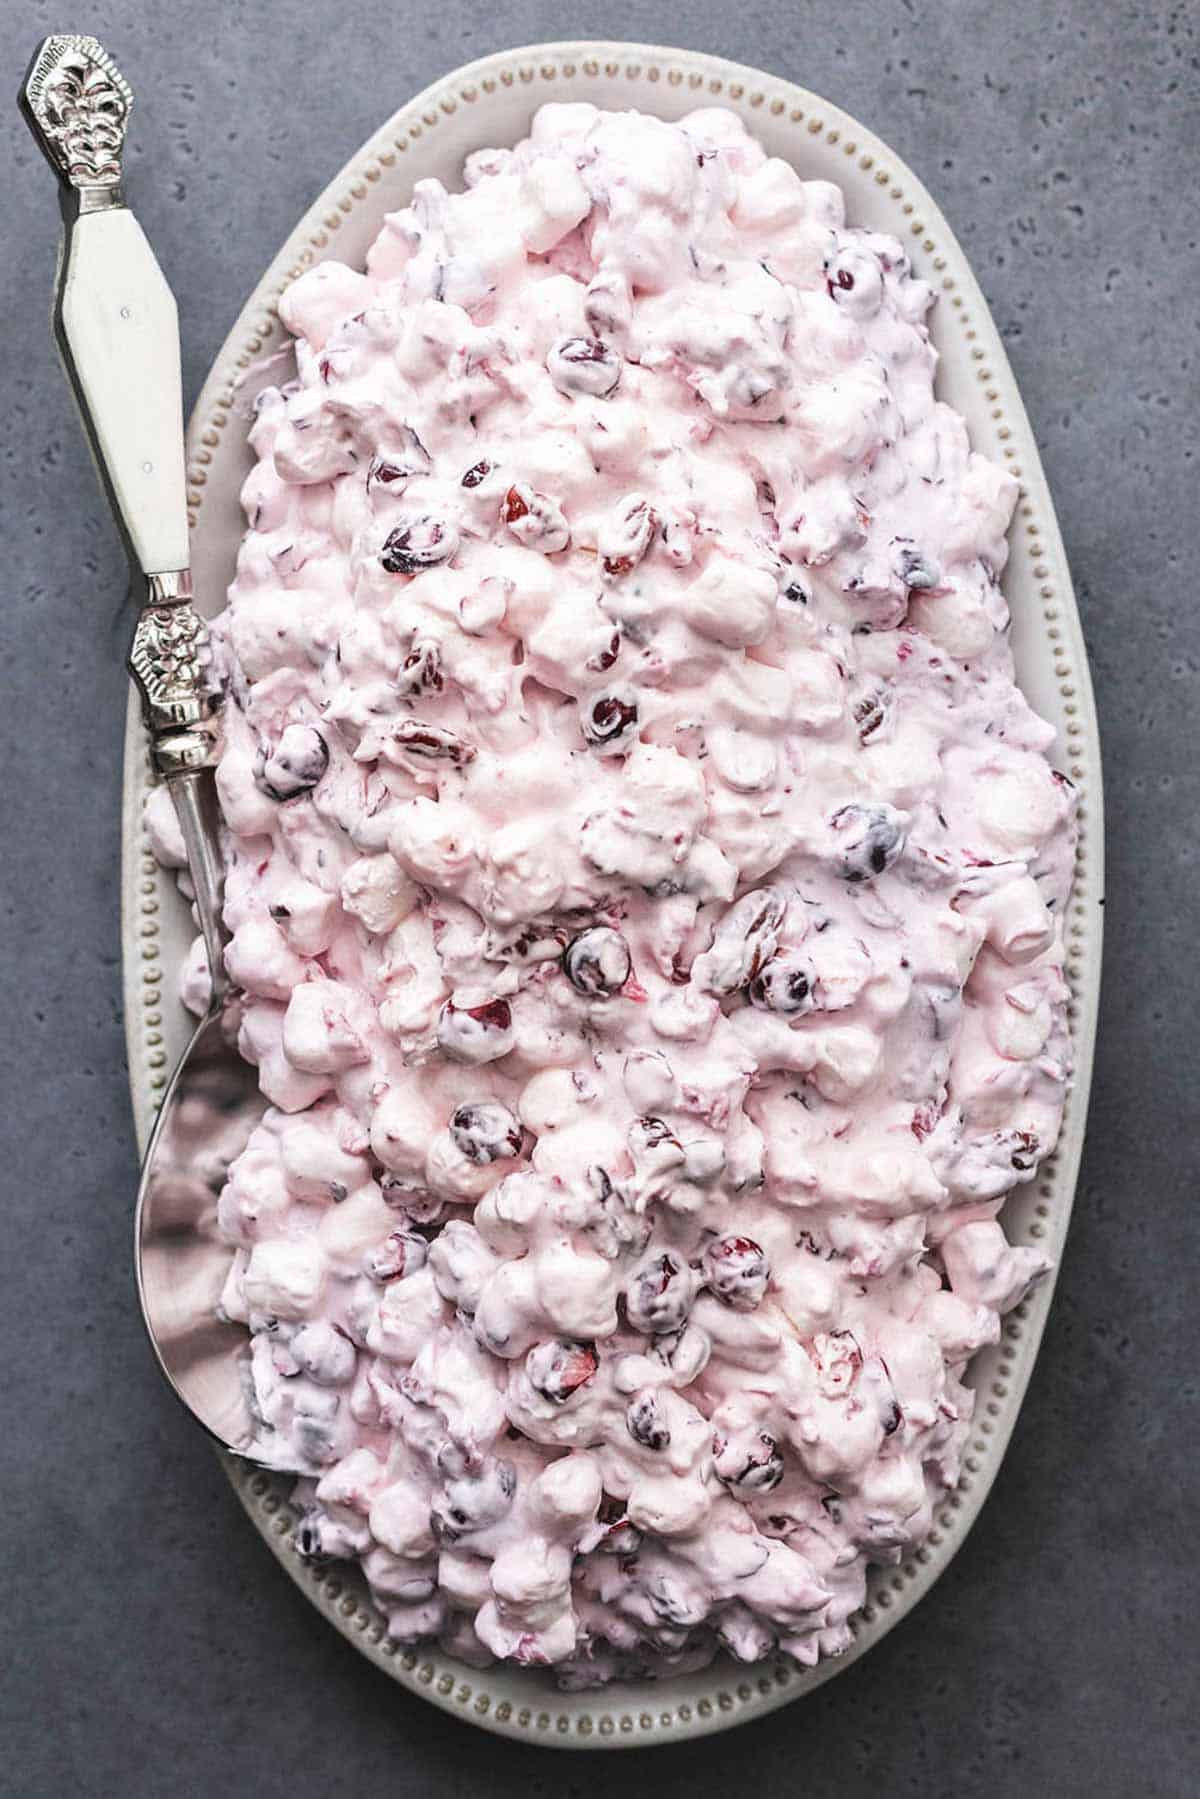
[21,34,227,994]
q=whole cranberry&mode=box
[895,543,941,590]
[437,999,514,1065]
[624,1251,694,1336]
[778,567,812,605]
[749,956,815,1014]
[811,1330,863,1397]
[583,273,631,338]
[600,495,657,578]
[450,1101,523,1165]
[295,1514,329,1561]
[397,639,444,694]
[380,1177,444,1224]
[525,1339,599,1405]
[631,1116,683,1153]
[625,1390,671,1452]
[580,690,639,755]
[380,514,459,574]
[563,926,632,998]
[432,1459,516,1540]
[499,482,570,553]
[713,1432,785,1497]
[363,1230,428,1283]
[586,631,622,673]
[254,724,329,801]
[694,889,785,996]
[367,454,425,494]
[703,1235,770,1310]
[830,804,907,882]
[547,335,622,397]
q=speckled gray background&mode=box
[1,2,1196,1794]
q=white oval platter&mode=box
[120,40,1104,1749]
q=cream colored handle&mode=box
[57,206,190,576]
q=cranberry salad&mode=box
[148,103,1074,1683]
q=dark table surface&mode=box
[2,2,1196,1794]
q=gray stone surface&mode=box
[1,2,1195,1793]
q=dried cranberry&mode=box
[668,951,693,986]
[910,1104,939,1143]
[384,720,476,767]
[824,250,883,311]
[853,688,889,742]
[501,485,529,523]
[461,459,493,489]
[397,640,444,693]
[367,456,423,493]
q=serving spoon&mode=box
[22,34,264,1457]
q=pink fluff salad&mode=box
[146,101,1074,1686]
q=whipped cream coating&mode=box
[150,102,1075,1684]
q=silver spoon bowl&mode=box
[135,997,264,1454]
[133,770,266,1457]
